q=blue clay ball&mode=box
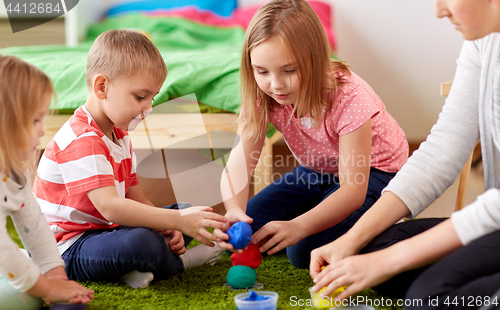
[226,265,256,289]
[227,221,252,249]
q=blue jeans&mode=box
[247,166,395,269]
[62,203,192,282]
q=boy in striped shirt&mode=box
[33,29,228,288]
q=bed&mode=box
[1,0,337,206]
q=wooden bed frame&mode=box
[40,113,283,196]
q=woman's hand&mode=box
[311,250,399,300]
[252,220,303,255]
[309,234,362,279]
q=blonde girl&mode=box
[0,55,93,308]
[310,0,500,307]
[216,0,408,268]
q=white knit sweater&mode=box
[384,33,500,245]
[0,171,64,292]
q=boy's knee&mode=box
[121,228,166,259]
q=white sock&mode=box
[180,242,225,269]
[120,270,154,289]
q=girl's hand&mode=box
[252,220,303,255]
[311,251,398,300]
[37,278,94,305]
[159,230,186,255]
[43,266,68,281]
[214,208,253,253]
[178,206,228,246]
[310,234,361,279]
[224,208,253,225]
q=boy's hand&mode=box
[178,206,228,246]
[159,229,186,255]
[214,208,253,253]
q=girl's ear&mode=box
[93,74,108,99]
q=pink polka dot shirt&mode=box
[269,72,409,174]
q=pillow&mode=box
[106,0,237,17]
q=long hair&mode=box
[0,55,54,178]
[240,0,350,140]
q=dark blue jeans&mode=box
[247,166,395,269]
[62,203,192,283]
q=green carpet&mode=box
[6,216,402,310]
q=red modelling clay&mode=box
[231,243,262,269]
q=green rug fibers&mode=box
[6,217,402,310]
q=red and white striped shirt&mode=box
[33,106,138,254]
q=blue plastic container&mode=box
[234,291,278,310]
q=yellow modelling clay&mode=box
[310,266,346,308]
[310,286,345,308]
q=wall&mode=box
[239,0,465,142]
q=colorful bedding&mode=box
[108,1,336,50]
[107,0,238,18]
[0,1,336,137]
[1,16,245,114]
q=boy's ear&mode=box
[93,74,108,99]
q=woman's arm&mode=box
[310,191,410,277]
[311,219,462,300]
[384,40,481,218]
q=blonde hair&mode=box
[0,55,54,178]
[240,0,350,140]
[86,29,167,88]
